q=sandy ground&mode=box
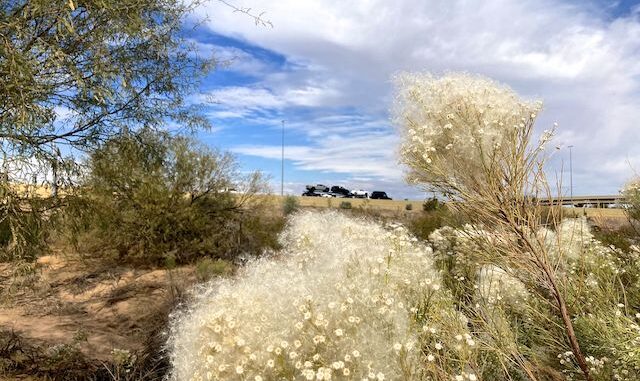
[0,251,196,363]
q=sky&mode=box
[185,0,640,200]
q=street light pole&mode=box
[281,120,285,197]
[568,145,574,201]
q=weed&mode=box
[339,201,352,209]
[195,258,234,281]
[282,195,299,215]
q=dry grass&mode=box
[264,195,626,219]
[265,195,426,213]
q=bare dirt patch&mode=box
[0,250,197,379]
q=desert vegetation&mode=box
[167,73,640,381]
[0,0,284,379]
[1,0,639,380]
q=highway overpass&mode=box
[539,195,624,208]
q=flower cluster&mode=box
[394,72,542,187]
[477,265,529,307]
[537,217,594,261]
[169,207,640,381]
[168,211,474,381]
[429,216,640,380]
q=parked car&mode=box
[301,190,322,197]
[306,184,329,192]
[330,186,351,197]
[370,191,392,200]
[350,189,368,198]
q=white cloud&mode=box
[196,0,640,196]
[199,82,342,117]
[233,131,401,180]
[187,39,272,75]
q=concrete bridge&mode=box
[539,195,624,208]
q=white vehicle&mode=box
[305,184,329,192]
[350,189,368,198]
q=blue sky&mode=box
[184,0,640,199]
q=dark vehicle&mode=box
[370,191,392,200]
[330,186,351,196]
[301,190,322,197]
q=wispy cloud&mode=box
[233,131,401,180]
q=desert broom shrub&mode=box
[423,198,441,212]
[407,204,458,241]
[166,72,640,381]
[393,71,632,380]
[427,217,640,380]
[169,211,486,381]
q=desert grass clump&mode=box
[195,258,234,281]
[168,210,483,381]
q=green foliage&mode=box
[592,226,636,252]
[0,0,213,160]
[422,197,442,212]
[282,195,299,215]
[64,129,279,265]
[339,200,352,209]
[0,183,53,261]
[195,258,234,281]
[0,0,214,263]
[407,205,458,241]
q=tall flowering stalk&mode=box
[395,72,592,380]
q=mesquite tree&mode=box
[0,0,214,259]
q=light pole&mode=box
[568,145,574,201]
[281,120,285,197]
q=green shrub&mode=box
[282,195,299,215]
[405,203,413,211]
[195,258,234,281]
[407,205,461,241]
[592,225,636,252]
[339,201,352,209]
[422,197,441,212]
[64,129,279,265]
